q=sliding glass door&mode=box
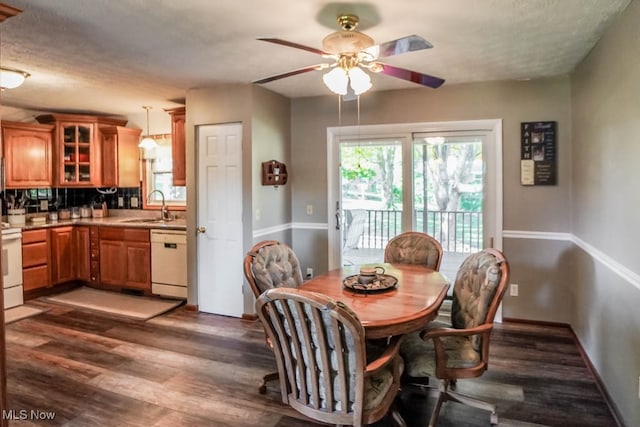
[339,138,404,266]
[413,134,485,280]
[328,120,502,276]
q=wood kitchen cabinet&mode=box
[36,114,128,187]
[50,226,75,285]
[1,121,55,188]
[88,226,100,286]
[75,226,91,282]
[166,107,186,186]
[100,126,142,187]
[22,229,51,291]
[99,227,150,290]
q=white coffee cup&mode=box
[358,266,385,284]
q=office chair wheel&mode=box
[490,411,498,425]
[258,383,267,394]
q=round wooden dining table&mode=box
[299,263,450,339]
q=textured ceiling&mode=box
[0,0,631,119]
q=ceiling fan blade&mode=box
[364,35,433,59]
[253,64,328,84]
[257,38,331,56]
[379,64,445,88]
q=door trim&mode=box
[327,119,503,270]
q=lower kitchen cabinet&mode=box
[75,226,91,282]
[50,226,76,284]
[88,226,100,285]
[99,227,151,290]
[22,229,51,291]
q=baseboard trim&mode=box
[184,304,198,312]
[502,317,571,329]
[568,327,624,427]
[242,313,258,321]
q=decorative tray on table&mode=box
[343,274,398,293]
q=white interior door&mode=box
[197,123,243,317]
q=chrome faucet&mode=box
[147,189,173,221]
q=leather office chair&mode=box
[255,287,406,427]
[243,240,304,393]
[384,231,443,271]
[400,248,510,426]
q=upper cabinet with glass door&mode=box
[37,114,127,187]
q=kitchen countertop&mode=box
[15,216,187,231]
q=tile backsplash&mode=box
[1,187,142,215]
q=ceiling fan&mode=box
[254,14,445,96]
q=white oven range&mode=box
[2,226,23,309]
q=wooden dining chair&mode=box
[384,231,443,271]
[400,248,510,426]
[256,287,406,427]
[243,240,304,393]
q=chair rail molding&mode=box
[253,222,328,239]
[503,229,640,292]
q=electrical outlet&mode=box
[306,204,313,215]
[40,200,48,211]
[118,196,124,207]
[130,196,139,208]
[306,268,313,278]
[510,283,519,297]
[255,209,261,221]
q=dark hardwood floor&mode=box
[3,299,618,426]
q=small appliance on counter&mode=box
[80,205,91,218]
[58,208,71,220]
[91,195,108,218]
[7,208,26,226]
[71,207,81,219]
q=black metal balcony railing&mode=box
[344,209,482,253]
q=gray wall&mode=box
[252,87,292,233]
[291,77,574,320]
[570,1,640,424]
[185,84,291,314]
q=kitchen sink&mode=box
[120,218,173,224]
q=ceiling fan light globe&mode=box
[323,67,348,95]
[348,67,372,95]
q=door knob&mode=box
[196,226,206,234]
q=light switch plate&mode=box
[40,200,48,211]
[118,196,124,207]
[510,284,519,297]
[130,196,139,208]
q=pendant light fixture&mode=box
[138,106,157,149]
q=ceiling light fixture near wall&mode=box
[0,67,30,90]
[138,106,158,149]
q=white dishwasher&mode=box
[151,229,187,299]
